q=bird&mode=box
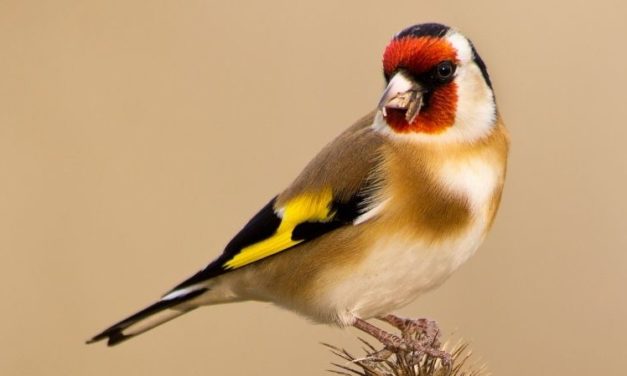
[88,22,509,356]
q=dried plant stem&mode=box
[323,317,487,376]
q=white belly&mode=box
[324,216,490,325]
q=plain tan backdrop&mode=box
[2,1,626,375]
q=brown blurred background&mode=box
[1,1,626,375]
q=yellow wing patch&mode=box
[223,188,335,269]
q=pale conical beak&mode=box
[377,71,425,124]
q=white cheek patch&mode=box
[449,63,497,142]
[446,30,497,142]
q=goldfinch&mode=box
[88,23,509,353]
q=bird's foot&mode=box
[352,317,452,367]
[379,314,442,346]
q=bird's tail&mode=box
[87,287,208,346]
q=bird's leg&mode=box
[352,318,452,367]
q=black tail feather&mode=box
[87,287,208,346]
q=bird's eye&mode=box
[435,61,455,82]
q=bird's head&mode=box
[376,23,496,143]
